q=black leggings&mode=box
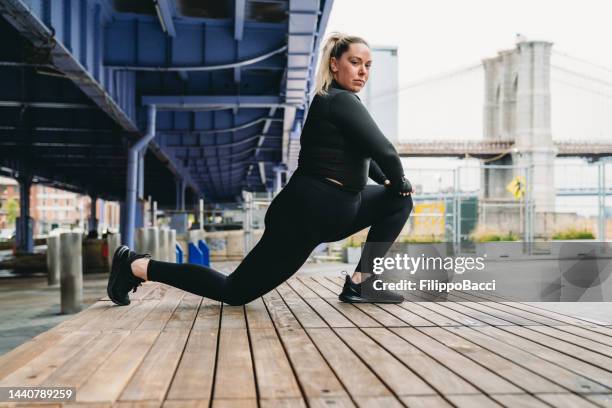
[147,172,413,305]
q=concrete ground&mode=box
[1,260,611,357]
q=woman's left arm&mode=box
[368,160,388,185]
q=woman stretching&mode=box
[107,33,413,306]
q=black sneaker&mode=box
[107,245,149,306]
[338,273,404,304]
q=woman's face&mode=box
[330,43,371,93]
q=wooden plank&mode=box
[307,397,355,408]
[396,302,458,326]
[473,326,612,389]
[353,304,407,327]
[376,304,435,327]
[584,393,612,407]
[285,278,319,299]
[391,327,522,394]
[287,280,354,328]
[444,394,502,408]
[192,298,222,331]
[262,288,351,400]
[526,325,612,357]
[0,331,100,387]
[213,306,257,400]
[445,326,610,393]
[458,291,612,326]
[305,328,393,398]
[555,325,612,347]
[535,393,601,408]
[108,299,162,331]
[249,328,303,399]
[212,399,257,408]
[401,298,487,326]
[333,328,435,396]
[298,277,338,299]
[451,291,592,325]
[245,297,275,330]
[352,396,404,408]
[245,297,305,400]
[275,326,349,399]
[52,301,110,332]
[164,294,202,331]
[400,396,453,408]
[362,327,478,395]
[276,284,328,328]
[166,329,218,400]
[262,290,302,330]
[119,329,191,402]
[76,330,160,403]
[259,397,307,407]
[40,330,131,388]
[0,330,64,380]
[326,300,382,328]
[137,288,186,331]
[422,299,515,326]
[426,294,539,326]
[489,394,551,407]
[500,325,612,371]
[162,401,208,408]
[420,327,565,393]
[78,302,140,332]
[113,402,162,408]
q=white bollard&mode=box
[159,228,169,262]
[135,227,148,254]
[145,227,160,260]
[46,235,60,286]
[169,229,177,263]
[60,232,83,314]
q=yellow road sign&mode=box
[506,175,526,200]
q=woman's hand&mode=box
[384,177,412,197]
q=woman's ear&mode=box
[330,57,338,73]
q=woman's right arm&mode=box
[330,91,412,194]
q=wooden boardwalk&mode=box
[1,273,612,407]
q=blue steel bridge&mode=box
[0,0,331,250]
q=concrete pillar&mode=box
[60,232,83,314]
[46,235,60,286]
[106,233,121,271]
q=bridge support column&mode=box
[481,40,557,239]
[16,173,33,253]
[88,195,98,238]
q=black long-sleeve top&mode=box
[296,80,405,192]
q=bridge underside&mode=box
[0,0,332,205]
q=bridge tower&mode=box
[481,40,557,233]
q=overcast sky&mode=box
[324,0,612,82]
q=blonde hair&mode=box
[314,32,369,96]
